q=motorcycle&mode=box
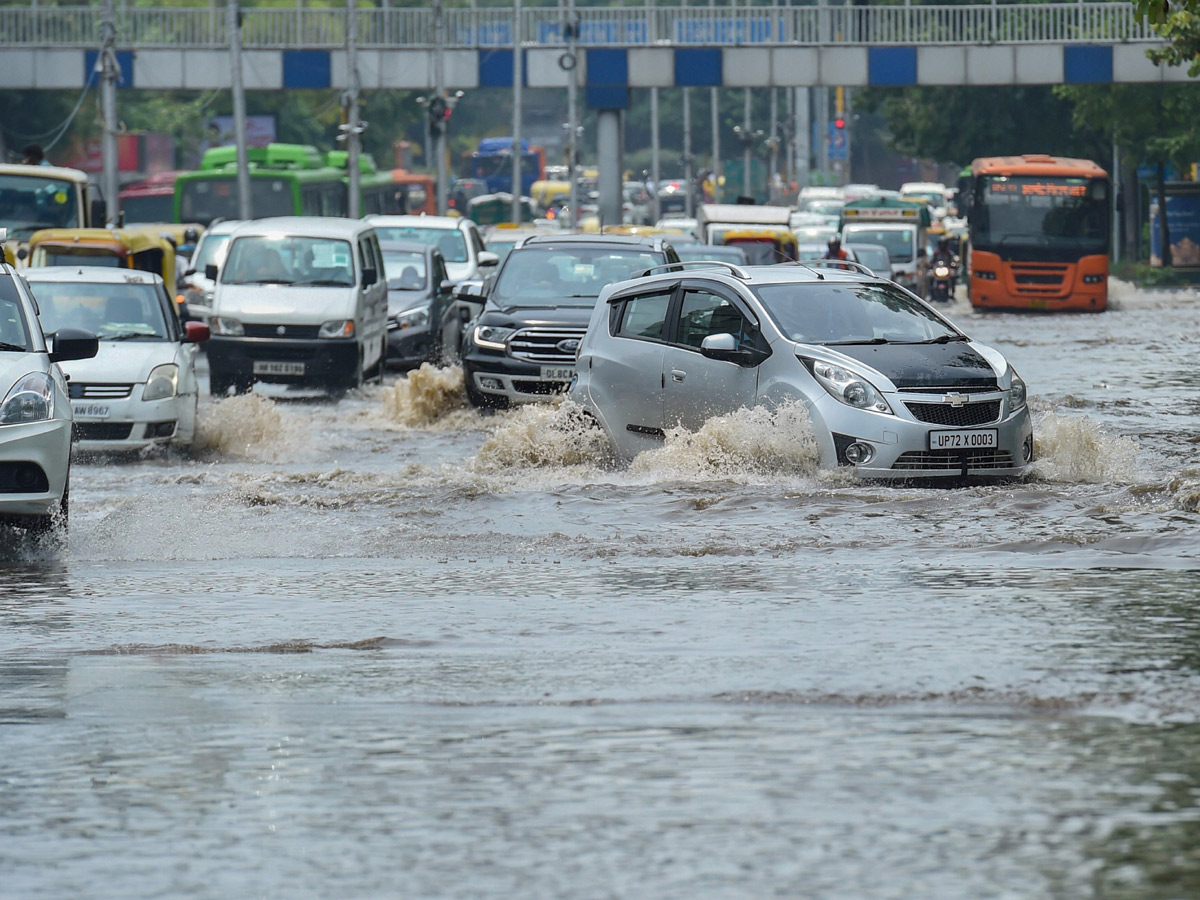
[928,258,953,303]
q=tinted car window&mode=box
[616,290,673,341]
[675,289,751,349]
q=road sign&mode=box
[828,121,847,161]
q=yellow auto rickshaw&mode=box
[25,227,176,286]
[717,227,799,265]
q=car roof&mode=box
[367,215,465,230]
[22,265,164,285]
[229,216,377,240]
[612,262,882,296]
[199,219,245,236]
[516,233,668,250]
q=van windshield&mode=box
[222,236,355,286]
[840,226,916,263]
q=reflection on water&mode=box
[3,286,1200,898]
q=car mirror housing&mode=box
[48,327,99,363]
[205,264,218,281]
[184,321,211,344]
[478,251,499,268]
[362,267,378,287]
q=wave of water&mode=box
[1031,411,1140,484]
[194,393,310,462]
[378,363,480,430]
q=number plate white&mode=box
[929,429,997,450]
[253,361,305,376]
[540,366,576,381]
[72,403,110,419]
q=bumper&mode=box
[816,400,1034,481]
[0,418,71,519]
[463,351,575,403]
[207,336,359,386]
[386,321,435,369]
[71,394,186,453]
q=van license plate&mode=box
[253,361,305,376]
[929,429,997,450]
[540,366,575,381]
[72,403,110,419]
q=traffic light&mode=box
[428,95,448,137]
[834,116,846,131]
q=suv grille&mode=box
[69,383,133,400]
[893,449,1015,471]
[242,324,321,339]
[904,400,1001,427]
[509,327,587,364]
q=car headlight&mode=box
[806,358,892,414]
[472,324,515,350]
[319,320,356,339]
[393,303,431,331]
[0,372,55,425]
[1009,369,1027,412]
[211,317,244,336]
[142,363,179,401]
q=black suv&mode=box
[461,234,679,409]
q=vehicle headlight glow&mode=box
[211,317,244,336]
[1009,369,1027,411]
[807,359,892,414]
[933,265,951,278]
[472,324,515,350]
[319,320,356,339]
[142,363,179,401]
[0,372,55,425]
[394,303,431,331]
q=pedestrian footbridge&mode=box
[0,3,1190,98]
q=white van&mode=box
[205,217,387,395]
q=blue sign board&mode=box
[827,122,848,161]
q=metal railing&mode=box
[0,3,1160,50]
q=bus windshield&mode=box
[178,177,297,226]
[0,172,84,239]
[974,176,1107,257]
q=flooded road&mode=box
[3,282,1200,899]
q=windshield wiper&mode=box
[292,279,353,287]
[104,332,158,341]
[825,337,889,345]
[922,333,968,343]
[0,341,27,352]
[240,278,295,285]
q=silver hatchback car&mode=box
[569,260,1033,480]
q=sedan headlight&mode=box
[472,324,515,351]
[319,320,356,339]
[1009,369,1027,411]
[393,302,431,331]
[806,358,892,414]
[142,363,179,402]
[211,317,244,336]
[0,372,55,425]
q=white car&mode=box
[367,215,497,285]
[23,267,210,453]
[177,219,241,324]
[0,247,97,530]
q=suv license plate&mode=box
[73,403,110,419]
[929,429,997,450]
[253,361,305,376]
[540,366,575,381]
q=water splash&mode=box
[1031,411,1139,484]
[378,364,480,430]
[471,401,613,473]
[194,393,307,462]
[629,402,820,480]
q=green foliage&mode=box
[1133,0,1200,75]
[1055,83,1200,169]
[1113,259,1200,285]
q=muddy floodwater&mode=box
[3,283,1200,899]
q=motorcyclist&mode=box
[931,236,957,290]
[823,236,849,261]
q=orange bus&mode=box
[390,170,436,216]
[967,154,1109,312]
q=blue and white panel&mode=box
[1015,45,1063,84]
[868,47,916,86]
[724,48,771,86]
[673,48,722,87]
[822,48,869,87]
[628,48,674,88]
[915,47,965,86]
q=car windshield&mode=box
[841,226,915,263]
[0,284,33,351]
[190,233,232,273]
[752,282,959,345]
[674,244,747,264]
[373,226,467,263]
[383,250,428,290]
[490,246,662,307]
[0,173,83,240]
[29,281,168,340]
[222,235,354,286]
[849,245,891,272]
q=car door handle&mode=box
[670,369,686,382]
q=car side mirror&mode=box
[700,332,757,366]
[458,305,474,323]
[90,198,107,227]
[440,279,457,293]
[454,283,483,301]
[48,327,99,363]
[205,264,218,280]
[478,251,499,268]
[184,321,211,343]
[362,267,378,286]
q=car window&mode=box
[675,289,752,350]
[490,246,662,307]
[383,250,427,290]
[0,289,32,350]
[752,282,957,344]
[30,280,169,341]
[373,226,467,263]
[841,227,915,263]
[223,235,354,286]
[615,290,673,341]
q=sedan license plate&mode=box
[929,429,997,451]
[253,361,305,376]
[72,403,110,420]
[540,366,575,381]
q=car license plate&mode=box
[253,361,305,376]
[929,429,997,450]
[540,366,575,381]
[72,403,111,419]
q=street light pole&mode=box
[433,0,447,216]
[346,0,361,218]
[511,0,523,223]
[100,0,120,225]
[566,0,579,227]
[228,0,251,219]
[682,86,693,218]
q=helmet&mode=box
[827,236,841,248]
[184,227,199,243]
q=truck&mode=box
[839,197,931,297]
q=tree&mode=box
[1134,0,1200,76]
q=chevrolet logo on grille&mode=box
[943,392,970,407]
